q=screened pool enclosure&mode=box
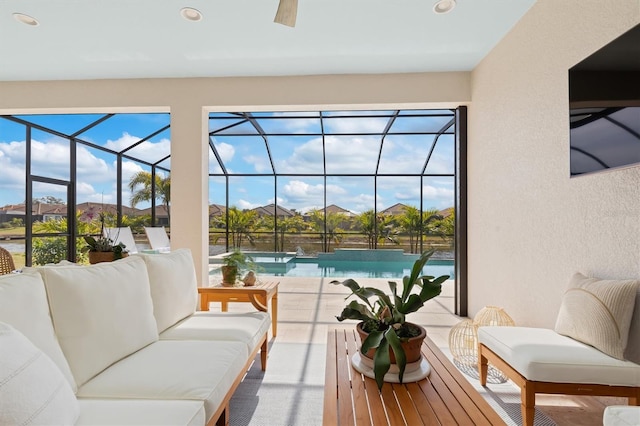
[0,107,467,314]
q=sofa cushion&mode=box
[478,326,640,386]
[76,399,205,426]
[554,272,639,359]
[160,311,271,355]
[0,322,79,425]
[76,340,248,424]
[135,249,198,333]
[41,256,159,387]
[0,271,77,392]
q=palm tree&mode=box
[212,206,258,249]
[356,210,377,249]
[377,214,400,247]
[128,171,171,223]
[399,206,422,253]
[275,215,307,251]
[308,209,346,252]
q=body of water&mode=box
[210,250,455,279]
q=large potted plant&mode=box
[331,249,449,390]
[220,249,254,286]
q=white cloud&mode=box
[76,145,111,182]
[212,140,235,163]
[30,139,72,179]
[103,132,171,163]
[324,116,389,134]
[236,199,260,209]
[0,141,26,190]
[244,154,271,173]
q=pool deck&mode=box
[207,272,460,353]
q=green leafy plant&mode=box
[81,213,128,259]
[221,249,255,284]
[331,249,449,389]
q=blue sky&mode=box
[0,111,455,214]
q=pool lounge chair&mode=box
[103,227,139,254]
[144,226,171,252]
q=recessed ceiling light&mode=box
[13,13,39,26]
[180,7,203,22]
[433,0,456,14]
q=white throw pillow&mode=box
[41,256,159,387]
[555,272,640,359]
[135,249,198,333]
[0,322,79,425]
[0,271,77,392]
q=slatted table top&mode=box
[323,328,507,426]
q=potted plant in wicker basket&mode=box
[331,249,448,390]
[82,214,128,264]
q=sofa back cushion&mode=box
[135,249,198,333]
[555,272,639,360]
[41,256,159,387]
[0,322,79,425]
[0,272,77,392]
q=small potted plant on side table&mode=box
[331,249,449,390]
[220,249,255,286]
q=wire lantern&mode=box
[449,306,515,383]
[474,305,515,327]
[448,319,479,376]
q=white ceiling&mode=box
[0,0,536,82]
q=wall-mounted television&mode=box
[569,24,640,177]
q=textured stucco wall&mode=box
[468,0,640,326]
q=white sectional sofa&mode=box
[0,249,271,426]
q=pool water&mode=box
[210,252,454,279]
[274,258,454,279]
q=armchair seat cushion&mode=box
[603,405,640,426]
[478,326,640,387]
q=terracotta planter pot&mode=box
[356,321,426,364]
[88,251,129,265]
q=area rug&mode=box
[229,340,556,426]
[229,341,325,426]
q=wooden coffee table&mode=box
[324,328,506,425]
[198,281,279,337]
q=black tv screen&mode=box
[569,24,640,177]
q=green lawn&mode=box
[0,226,25,237]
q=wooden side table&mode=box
[198,281,279,337]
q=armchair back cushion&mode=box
[136,249,198,333]
[0,322,79,425]
[624,287,640,364]
[555,272,639,360]
[41,256,159,387]
[0,272,77,392]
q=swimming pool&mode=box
[209,250,455,279]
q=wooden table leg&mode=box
[271,292,278,337]
[221,300,229,312]
[200,293,210,311]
